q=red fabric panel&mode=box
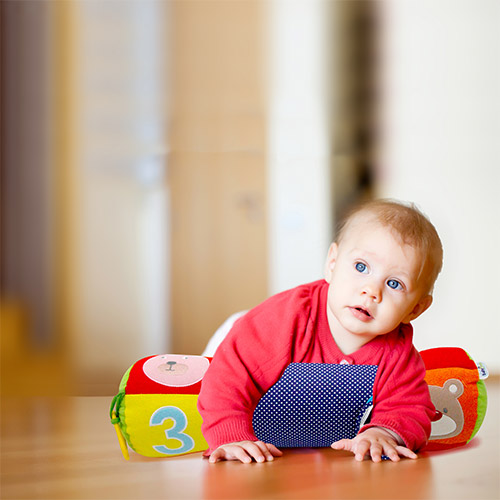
[420,347,476,371]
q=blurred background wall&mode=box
[378,0,499,367]
[1,0,498,396]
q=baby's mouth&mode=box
[351,306,373,320]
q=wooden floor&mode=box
[1,379,499,500]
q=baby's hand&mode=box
[331,427,417,462]
[209,440,283,464]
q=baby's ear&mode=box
[402,295,433,323]
[324,243,338,283]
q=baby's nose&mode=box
[362,283,382,302]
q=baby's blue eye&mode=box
[355,262,367,273]
[387,279,402,290]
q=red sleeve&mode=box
[360,325,435,451]
[197,285,313,453]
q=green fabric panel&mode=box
[469,379,487,442]
[119,364,134,392]
[118,394,134,450]
[110,363,135,449]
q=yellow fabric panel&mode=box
[123,394,207,457]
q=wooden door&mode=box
[169,1,268,354]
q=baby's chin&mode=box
[342,318,400,339]
[328,307,399,343]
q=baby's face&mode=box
[325,219,432,349]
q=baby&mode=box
[198,199,443,463]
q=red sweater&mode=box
[198,280,434,453]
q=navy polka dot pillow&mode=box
[253,363,378,448]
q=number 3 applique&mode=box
[150,406,195,455]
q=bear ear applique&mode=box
[420,347,488,451]
[443,379,464,398]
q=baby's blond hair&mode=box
[337,199,443,293]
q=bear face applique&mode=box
[428,378,465,440]
[143,354,210,388]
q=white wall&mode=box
[380,0,499,371]
[267,0,333,295]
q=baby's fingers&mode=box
[259,442,283,459]
[208,449,231,463]
[374,444,417,462]
[394,445,417,460]
[352,439,371,461]
[250,441,280,462]
[331,439,354,452]
[332,433,417,463]
[209,445,251,464]
[209,441,283,464]
[332,438,370,461]
[369,442,385,462]
[208,448,225,463]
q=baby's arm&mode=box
[357,330,435,452]
[209,440,283,464]
[198,293,301,457]
[331,427,417,462]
